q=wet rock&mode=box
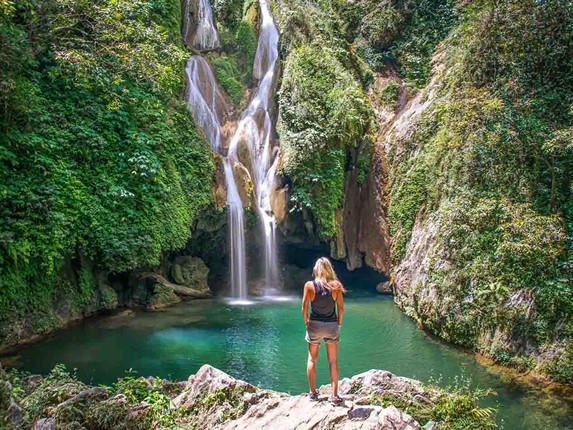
[132,271,211,301]
[376,281,392,294]
[171,256,211,294]
[98,285,118,310]
[146,284,181,311]
[211,154,228,210]
[231,160,254,209]
[270,186,287,224]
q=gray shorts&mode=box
[305,320,340,345]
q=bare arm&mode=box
[335,283,344,326]
[302,282,314,327]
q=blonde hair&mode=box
[312,257,346,293]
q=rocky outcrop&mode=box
[130,270,211,303]
[3,364,489,430]
[171,256,211,294]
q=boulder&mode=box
[132,271,211,301]
[146,284,181,311]
[98,285,118,310]
[376,281,392,295]
[232,160,254,209]
[170,256,211,294]
[6,399,23,427]
[174,365,256,409]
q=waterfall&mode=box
[182,0,219,50]
[223,159,248,299]
[185,0,280,299]
[193,0,219,50]
[185,56,222,151]
[227,0,280,291]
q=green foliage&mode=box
[371,376,497,429]
[278,44,373,237]
[110,372,182,427]
[543,340,573,384]
[214,16,257,106]
[376,80,401,110]
[385,0,573,375]
[0,0,214,343]
[385,0,458,87]
[210,54,247,104]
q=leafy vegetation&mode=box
[371,376,497,429]
[211,1,258,106]
[385,0,573,381]
[0,0,214,343]
[278,44,373,237]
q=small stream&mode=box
[7,252,573,429]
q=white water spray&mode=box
[185,0,280,299]
[223,159,248,299]
[185,56,223,150]
[193,0,219,50]
[227,0,280,291]
[182,0,219,50]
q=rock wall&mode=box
[0,251,213,353]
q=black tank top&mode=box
[309,281,338,322]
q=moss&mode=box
[278,44,374,238]
[99,285,118,310]
[376,80,401,110]
[209,55,247,105]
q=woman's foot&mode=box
[309,389,319,401]
[328,395,343,405]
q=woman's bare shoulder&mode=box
[303,281,314,291]
[332,280,344,290]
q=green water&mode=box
[10,291,573,429]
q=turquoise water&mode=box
[10,290,573,429]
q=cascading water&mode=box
[185,56,222,151]
[223,160,248,299]
[185,0,280,300]
[228,0,280,292]
[182,0,219,50]
[193,0,219,50]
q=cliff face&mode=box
[377,1,573,383]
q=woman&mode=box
[301,257,346,403]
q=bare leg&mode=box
[307,343,320,392]
[326,342,339,397]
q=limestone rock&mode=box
[210,367,427,430]
[171,256,211,294]
[146,284,181,311]
[174,364,256,409]
[232,160,254,209]
[132,271,211,301]
[376,281,392,295]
